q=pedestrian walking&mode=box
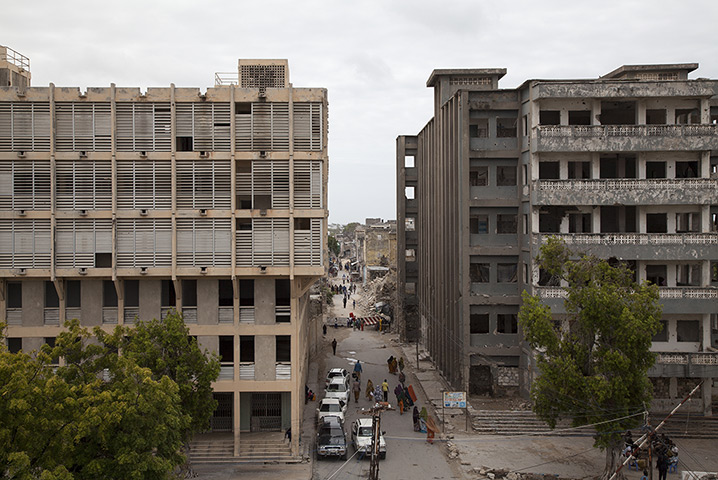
[331,338,337,355]
[365,379,374,400]
[352,378,361,403]
[322,324,327,336]
[657,454,669,480]
[353,360,363,381]
[413,406,421,431]
[353,299,356,309]
[398,371,406,386]
[390,358,398,374]
[387,356,394,374]
[398,357,405,372]
[343,297,347,308]
[382,379,389,402]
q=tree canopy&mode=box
[518,238,663,479]
[0,312,219,480]
[328,234,340,257]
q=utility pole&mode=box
[368,411,381,480]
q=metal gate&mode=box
[210,392,233,432]
[250,393,282,431]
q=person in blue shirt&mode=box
[353,360,363,380]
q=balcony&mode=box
[533,124,718,153]
[649,352,718,378]
[534,233,718,260]
[535,286,718,314]
[533,178,718,206]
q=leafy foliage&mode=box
[518,238,662,476]
[0,313,219,479]
[328,234,340,257]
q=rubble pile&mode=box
[467,468,583,480]
[360,270,396,310]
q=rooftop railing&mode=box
[0,46,30,71]
[214,72,238,86]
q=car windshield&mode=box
[327,384,346,392]
[320,403,341,412]
[358,426,373,436]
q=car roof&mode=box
[355,418,374,427]
[320,397,342,404]
[328,368,346,374]
[320,417,344,428]
[328,376,346,384]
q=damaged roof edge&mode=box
[601,63,699,79]
[426,68,506,87]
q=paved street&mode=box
[311,278,463,480]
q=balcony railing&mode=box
[275,362,291,380]
[536,178,716,192]
[44,308,59,326]
[540,233,718,246]
[218,306,233,324]
[0,46,30,70]
[239,362,255,380]
[218,362,234,381]
[537,124,718,138]
[654,352,718,365]
[239,306,255,324]
[537,286,718,300]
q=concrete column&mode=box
[559,159,568,180]
[637,153,646,179]
[666,107,675,125]
[559,109,568,126]
[702,313,712,350]
[669,377,678,399]
[560,215,569,233]
[591,100,601,126]
[701,151,711,178]
[637,100,647,125]
[701,205,711,233]
[638,210,647,234]
[592,207,601,234]
[700,99,711,124]
[591,153,600,179]
[234,391,241,456]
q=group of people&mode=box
[623,431,678,480]
[387,355,404,374]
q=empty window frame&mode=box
[66,280,81,308]
[675,161,699,179]
[183,279,198,307]
[600,101,636,125]
[646,161,666,179]
[218,279,233,307]
[405,217,415,231]
[676,264,701,286]
[497,264,518,283]
[470,215,489,235]
[646,213,668,234]
[646,265,668,286]
[538,162,560,180]
[275,279,291,306]
[8,337,22,354]
[675,109,699,125]
[161,280,176,307]
[239,335,255,362]
[219,336,234,363]
[470,167,488,186]
[7,282,21,309]
[569,213,592,233]
[470,313,490,334]
[102,280,118,307]
[239,279,255,307]
[497,215,517,234]
[646,109,666,125]
[276,335,291,362]
[496,118,517,138]
[539,111,560,125]
[294,218,311,231]
[405,155,415,168]
[567,161,590,179]
[568,110,591,126]
[469,118,489,138]
[676,212,700,233]
[405,249,416,262]
[497,314,518,334]
[496,166,517,186]
[405,186,415,200]
[125,280,139,307]
[653,320,668,342]
[676,320,700,342]
[470,263,490,283]
[44,281,59,308]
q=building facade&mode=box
[0,50,328,455]
[397,64,718,413]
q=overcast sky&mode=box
[4,0,718,225]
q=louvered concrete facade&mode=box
[0,54,328,456]
[397,64,718,414]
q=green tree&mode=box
[342,222,360,237]
[518,238,662,480]
[328,234,340,257]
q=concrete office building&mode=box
[0,47,328,455]
[397,63,718,413]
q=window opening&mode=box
[496,166,517,186]
[496,118,517,138]
[405,186,415,200]
[218,279,233,307]
[646,109,666,125]
[125,280,139,307]
[646,213,668,234]
[470,314,489,334]
[66,280,81,308]
[539,162,560,180]
[676,320,700,342]
[45,281,59,308]
[653,320,668,342]
[497,314,518,334]
[161,280,176,307]
[568,161,590,179]
[102,280,118,307]
[646,265,667,286]
[497,264,518,283]
[497,214,517,234]
[470,263,490,283]
[470,215,489,235]
[599,101,636,125]
[219,336,234,363]
[568,111,591,126]
[675,161,699,179]
[183,280,197,307]
[539,111,560,125]
[470,167,488,186]
[240,336,255,362]
[7,282,22,309]
[276,335,291,362]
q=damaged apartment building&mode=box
[397,63,718,413]
[0,47,328,456]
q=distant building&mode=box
[1,48,328,455]
[397,63,718,413]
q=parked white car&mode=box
[351,418,386,459]
[325,376,350,403]
[325,368,349,388]
[317,397,347,423]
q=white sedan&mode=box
[317,397,347,423]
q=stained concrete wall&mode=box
[21,280,43,327]
[254,278,275,325]
[139,279,161,321]
[198,279,218,325]
[254,335,275,381]
[81,279,102,326]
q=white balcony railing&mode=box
[218,306,233,324]
[239,362,255,380]
[537,286,718,300]
[239,306,255,324]
[537,124,718,138]
[275,362,291,380]
[655,352,718,365]
[540,233,718,246]
[536,178,716,192]
[218,362,234,381]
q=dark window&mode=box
[7,282,21,309]
[219,336,234,362]
[675,109,699,125]
[676,320,700,342]
[176,136,193,151]
[469,119,488,138]
[497,264,517,283]
[470,314,489,334]
[161,280,176,307]
[253,195,271,209]
[539,212,561,233]
[8,338,22,354]
[276,335,291,362]
[496,118,517,138]
[539,162,560,180]
[568,111,591,125]
[676,213,700,233]
[646,265,667,286]
[275,279,290,306]
[653,321,668,342]
[103,280,118,307]
[646,213,668,234]
[218,279,233,307]
[569,213,592,233]
[646,109,666,125]
[237,195,253,209]
[235,103,252,115]
[675,161,699,179]
[471,215,488,235]
[539,111,560,125]
[240,280,255,306]
[711,261,718,282]
[236,218,252,231]
[240,336,255,362]
[496,166,517,186]
[600,101,636,125]
[497,215,517,234]
[125,280,139,307]
[646,161,666,179]
[469,167,488,186]
[568,161,590,179]
[470,263,490,283]
[497,314,518,334]
[538,268,560,286]
[45,282,59,308]
[95,253,112,267]
[66,280,81,308]
[183,280,197,307]
[294,218,310,230]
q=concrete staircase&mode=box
[189,434,297,464]
[472,410,718,439]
